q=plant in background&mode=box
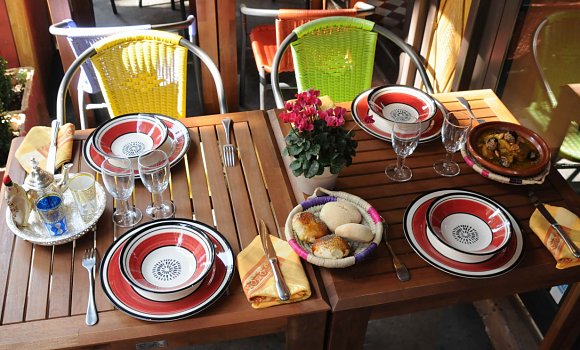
[0,57,18,166]
[279,89,358,178]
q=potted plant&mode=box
[0,57,33,168]
[278,89,368,195]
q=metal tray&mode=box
[6,182,107,246]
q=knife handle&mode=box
[269,259,290,301]
[50,120,60,145]
[552,224,580,258]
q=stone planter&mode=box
[4,66,34,135]
[294,167,339,196]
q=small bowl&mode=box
[466,121,550,178]
[120,222,215,302]
[93,114,169,160]
[367,85,437,133]
[426,193,512,257]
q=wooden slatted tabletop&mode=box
[0,110,329,349]
[269,89,580,350]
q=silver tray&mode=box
[6,182,107,246]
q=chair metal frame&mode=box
[56,30,228,128]
[50,15,204,129]
[239,2,375,110]
[271,16,434,108]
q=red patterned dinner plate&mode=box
[351,89,444,143]
[83,114,190,178]
[403,189,524,278]
[100,219,235,321]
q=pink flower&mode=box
[363,113,375,124]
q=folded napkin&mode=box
[15,123,75,173]
[237,234,311,309]
[529,204,580,269]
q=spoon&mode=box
[382,222,410,282]
[456,96,484,124]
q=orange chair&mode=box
[239,2,375,109]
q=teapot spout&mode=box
[55,163,73,191]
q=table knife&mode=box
[529,191,580,258]
[46,119,60,174]
[259,220,290,301]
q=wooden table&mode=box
[269,89,580,350]
[0,111,329,349]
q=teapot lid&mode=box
[24,158,54,190]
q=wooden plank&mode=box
[540,282,580,350]
[216,0,238,111]
[195,0,220,114]
[2,238,33,324]
[199,126,239,253]
[186,129,214,224]
[24,244,51,321]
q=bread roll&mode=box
[335,223,374,243]
[319,201,362,232]
[292,212,329,243]
[312,235,350,259]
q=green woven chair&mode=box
[527,10,580,160]
[271,16,433,108]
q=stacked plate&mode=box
[83,113,191,178]
[403,189,524,278]
[100,219,235,321]
[351,86,446,143]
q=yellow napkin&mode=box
[237,234,311,309]
[529,204,580,269]
[15,123,75,173]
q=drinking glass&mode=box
[433,112,473,177]
[138,150,175,219]
[385,117,422,182]
[101,157,142,227]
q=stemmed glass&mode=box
[385,117,422,182]
[433,112,473,176]
[101,157,142,227]
[138,150,175,219]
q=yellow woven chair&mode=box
[56,30,227,128]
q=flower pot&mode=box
[295,168,339,196]
[4,67,34,135]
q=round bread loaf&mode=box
[319,201,362,232]
[311,234,350,259]
[335,223,374,242]
[292,212,329,243]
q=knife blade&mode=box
[529,191,580,258]
[259,220,290,301]
[46,119,60,174]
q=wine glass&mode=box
[101,157,142,227]
[433,112,473,176]
[138,150,175,219]
[385,117,422,182]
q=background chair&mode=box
[50,15,203,129]
[527,10,580,160]
[109,0,187,20]
[56,30,227,128]
[239,2,375,109]
[271,16,433,108]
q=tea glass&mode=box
[36,193,68,236]
[68,172,98,222]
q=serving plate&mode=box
[403,189,524,278]
[351,88,444,143]
[101,218,235,322]
[83,115,190,178]
[6,181,107,246]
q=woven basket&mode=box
[461,146,550,185]
[284,187,383,268]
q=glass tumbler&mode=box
[68,172,98,222]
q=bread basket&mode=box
[285,188,383,268]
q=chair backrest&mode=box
[532,10,580,109]
[271,16,433,107]
[49,16,197,95]
[56,30,227,127]
[275,3,375,72]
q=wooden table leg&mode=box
[286,311,327,350]
[326,308,371,350]
[539,282,580,350]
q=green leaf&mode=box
[289,159,302,171]
[287,144,304,156]
[305,161,320,178]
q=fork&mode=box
[82,248,98,326]
[456,96,485,124]
[382,221,410,282]
[222,118,236,167]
